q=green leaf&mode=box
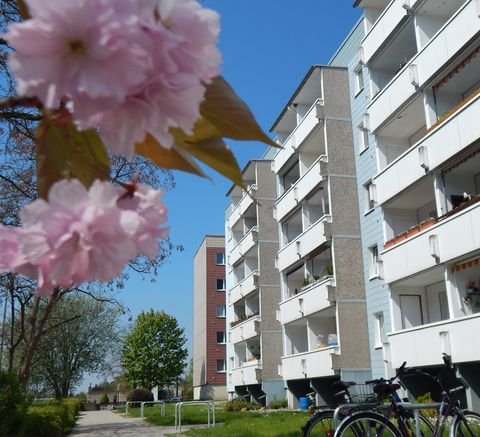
[135,134,206,177]
[201,76,279,148]
[36,112,110,198]
[174,133,245,189]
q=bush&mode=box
[416,392,436,418]
[99,393,109,404]
[268,399,288,409]
[224,398,262,412]
[20,398,81,437]
[126,388,153,406]
[0,371,29,436]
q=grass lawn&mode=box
[121,403,309,436]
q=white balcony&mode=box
[375,94,480,205]
[230,315,260,344]
[229,271,259,305]
[280,347,336,380]
[382,201,480,283]
[273,99,324,173]
[277,216,330,272]
[279,278,333,325]
[367,0,479,133]
[275,157,326,221]
[228,185,257,228]
[389,314,480,368]
[229,227,258,266]
[231,361,261,386]
[361,0,420,65]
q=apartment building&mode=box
[271,65,371,408]
[225,159,284,406]
[354,0,480,408]
[193,235,227,400]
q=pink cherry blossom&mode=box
[0,225,24,272]
[117,182,169,259]
[6,0,151,108]
[6,0,222,156]
[1,179,168,296]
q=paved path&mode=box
[70,410,206,436]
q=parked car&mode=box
[169,396,183,402]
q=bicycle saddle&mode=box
[333,381,357,389]
[373,383,401,396]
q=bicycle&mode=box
[302,366,433,437]
[334,355,480,437]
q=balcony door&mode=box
[400,294,423,329]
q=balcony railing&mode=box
[280,347,337,380]
[229,270,259,305]
[382,200,480,283]
[375,93,480,205]
[388,313,480,368]
[279,277,333,324]
[229,226,258,266]
[367,0,478,133]
[230,315,260,344]
[273,99,324,173]
[275,156,326,221]
[227,184,257,227]
[231,360,262,386]
[361,0,420,65]
[230,312,260,328]
[277,215,330,272]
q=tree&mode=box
[121,310,188,390]
[0,1,181,387]
[28,295,123,398]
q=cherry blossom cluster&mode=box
[0,179,168,295]
[6,0,221,155]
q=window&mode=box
[374,312,385,348]
[364,181,376,211]
[217,359,226,372]
[354,65,364,94]
[216,252,225,265]
[358,122,369,151]
[216,278,226,291]
[216,304,226,318]
[369,245,380,278]
[216,331,226,343]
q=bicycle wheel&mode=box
[401,413,434,437]
[335,411,402,437]
[302,410,336,437]
[452,410,480,437]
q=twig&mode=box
[0,95,41,110]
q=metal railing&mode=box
[174,401,215,433]
[125,400,165,418]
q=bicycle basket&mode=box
[348,384,377,403]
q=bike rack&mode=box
[141,401,165,419]
[174,401,215,433]
[125,400,165,418]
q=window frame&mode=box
[358,122,369,152]
[364,181,376,212]
[216,278,226,291]
[216,252,225,265]
[373,312,385,348]
[354,64,364,95]
[369,244,380,279]
[216,359,227,372]
[216,331,226,344]
[216,304,226,318]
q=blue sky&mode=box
[86,1,362,388]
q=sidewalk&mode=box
[70,410,207,436]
